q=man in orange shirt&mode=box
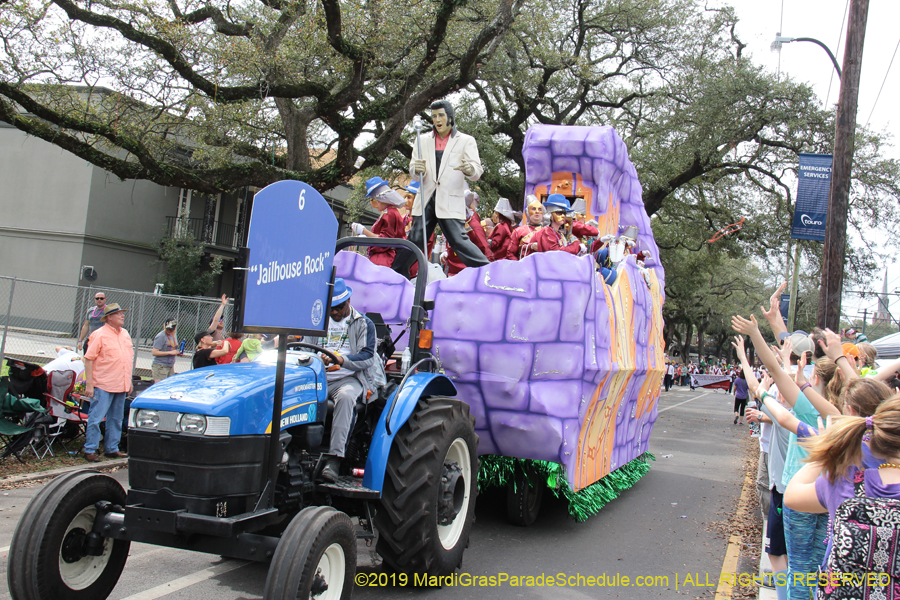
[83,303,134,462]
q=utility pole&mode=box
[818,0,869,331]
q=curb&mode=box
[1,458,127,486]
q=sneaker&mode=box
[760,571,775,589]
[734,416,738,424]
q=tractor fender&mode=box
[362,373,457,492]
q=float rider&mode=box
[312,278,386,482]
[529,194,583,254]
[508,195,545,260]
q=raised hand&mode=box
[731,314,760,336]
[761,282,787,320]
[778,339,794,371]
[759,373,774,395]
[795,351,809,386]
[818,328,844,361]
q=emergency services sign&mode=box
[791,153,832,241]
[243,180,338,332]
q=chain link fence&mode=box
[0,276,233,378]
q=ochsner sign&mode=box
[791,153,832,241]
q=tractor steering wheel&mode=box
[286,342,341,366]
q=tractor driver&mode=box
[313,278,385,483]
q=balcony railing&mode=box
[165,216,241,250]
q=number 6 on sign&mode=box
[298,189,306,210]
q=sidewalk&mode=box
[758,522,777,599]
[1,457,127,487]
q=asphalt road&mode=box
[0,385,751,600]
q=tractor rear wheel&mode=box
[375,397,478,578]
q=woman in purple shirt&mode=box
[784,392,900,575]
[733,370,749,425]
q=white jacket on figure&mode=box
[409,130,483,221]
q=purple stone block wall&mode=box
[337,250,663,490]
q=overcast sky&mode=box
[714,0,898,326]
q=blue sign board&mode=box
[791,153,832,241]
[242,181,338,333]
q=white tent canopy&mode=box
[872,331,900,360]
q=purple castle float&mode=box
[337,125,665,492]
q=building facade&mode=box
[1,122,367,296]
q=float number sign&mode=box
[242,180,338,333]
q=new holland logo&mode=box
[281,412,309,427]
[800,214,823,226]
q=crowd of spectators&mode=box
[724,285,900,600]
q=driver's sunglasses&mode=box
[330,301,349,313]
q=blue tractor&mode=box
[7,237,479,600]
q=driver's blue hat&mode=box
[331,278,353,307]
[543,193,572,213]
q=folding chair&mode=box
[0,378,46,461]
[28,370,83,458]
[28,413,64,459]
[42,370,89,454]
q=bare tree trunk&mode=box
[684,321,695,362]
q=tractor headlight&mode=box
[135,409,159,430]
[179,413,207,435]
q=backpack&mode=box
[819,469,900,599]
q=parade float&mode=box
[337,124,666,522]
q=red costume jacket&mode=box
[368,206,405,267]
[508,224,541,260]
[488,221,513,261]
[572,221,598,239]
[532,226,581,254]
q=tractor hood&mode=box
[131,352,327,436]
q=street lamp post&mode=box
[771,35,842,80]
[771,0,870,332]
[771,34,842,332]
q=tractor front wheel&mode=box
[263,506,356,600]
[7,471,130,600]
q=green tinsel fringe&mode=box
[477,452,655,522]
